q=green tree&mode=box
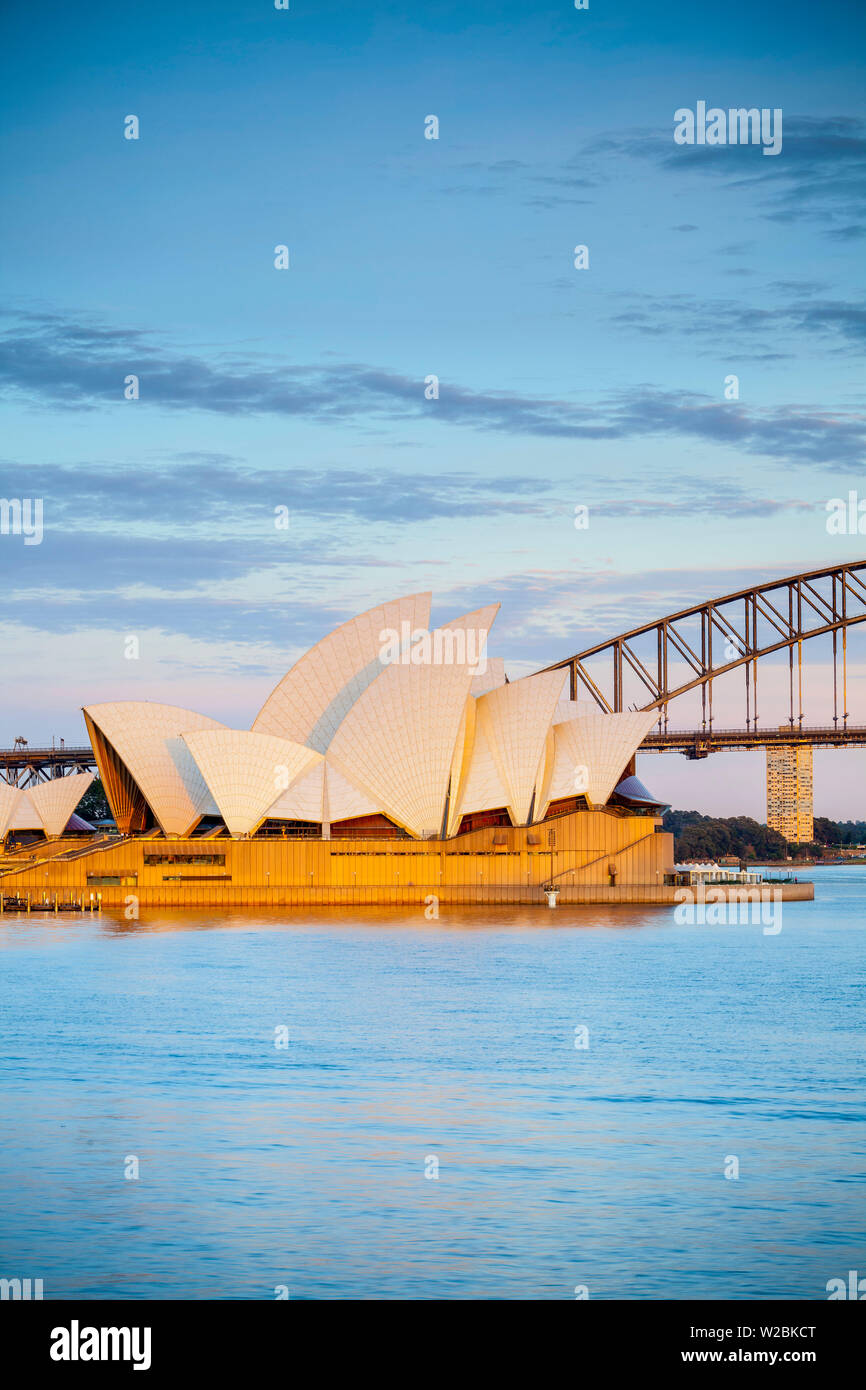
[662,811,788,862]
[75,779,111,823]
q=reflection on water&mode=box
[0,867,863,1300]
[91,902,669,935]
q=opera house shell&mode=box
[0,772,95,841]
[81,594,664,843]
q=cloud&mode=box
[0,456,554,534]
[0,442,844,658]
[439,159,599,207]
[594,115,866,236]
[610,288,866,354]
[0,457,819,561]
[2,310,864,465]
[435,114,863,227]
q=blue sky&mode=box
[1,0,864,815]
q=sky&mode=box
[1,0,864,817]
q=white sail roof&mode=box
[546,709,659,808]
[0,783,21,838]
[84,702,227,837]
[470,657,507,697]
[265,760,325,823]
[1,785,42,833]
[77,597,666,842]
[449,711,510,828]
[475,669,567,824]
[25,771,94,836]
[323,761,381,823]
[183,730,322,837]
[262,759,381,825]
[327,604,500,837]
[252,593,432,753]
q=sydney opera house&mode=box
[1,595,676,905]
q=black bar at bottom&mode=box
[3,1298,862,1376]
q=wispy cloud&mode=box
[0,456,553,532]
[2,310,864,465]
[610,288,866,356]
[594,114,866,237]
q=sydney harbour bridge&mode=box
[540,559,866,832]
[541,558,866,746]
[2,559,865,830]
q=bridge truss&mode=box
[543,560,866,734]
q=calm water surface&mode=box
[1,866,864,1300]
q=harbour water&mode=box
[0,866,863,1300]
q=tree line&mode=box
[663,810,866,862]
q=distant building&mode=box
[766,743,813,843]
[673,861,764,886]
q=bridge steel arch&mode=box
[542,559,866,733]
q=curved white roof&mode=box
[324,761,381,823]
[554,698,597,723]
[263,759,381,825]
[84,702,227,837]
[470,657,506,697]
[26,771,94,836]
[252,593,432,752]
[449,710,509,829]
[1,785,42,833]
[266,760,325,824]
[183,730,322,837]
[444,697,476,836]
[10,796,43,831]
[546,708,659,808]
[476,669,567,824]
[327,604,500,837]
[0,782,20,838]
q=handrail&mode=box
[544,830,661,886]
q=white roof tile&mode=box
[84,702,227,837]
[327,604,500,837]
[475,669,567,824]
[25,771,94,836]
[183,730,322,836]
[252,593,432,752]
[547,709,659,808]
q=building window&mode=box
[161,874,232,882]
[144,854,226,866]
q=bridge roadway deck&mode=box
[642,725,866,756]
